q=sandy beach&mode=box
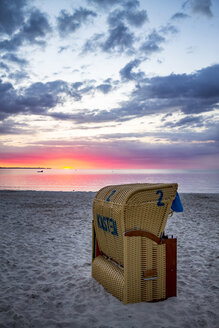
[0,191,218,328]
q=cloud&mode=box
[136,64,219,105]
[159,24,178,35]
[0,80,81,121]
[0,80,17,120]
[107,6,148,28]
[103,1,148,51]
[57,7,97,36]
[2,53,28,66]
[192,0,213,17]
[183,0,213,17]
[96,83,112,94]
[134,23,177,60]
[171,12,190,20]
[0,61,9,72]
[58,45,70,53]
[139,30,165,55]
[120,59,144,81]
[163,115,205,128]
[0,53,29,82]
[88,0,145,13]
[107,10,125,27]
[123,64,219,118]
[125,9,148,27]
[72,82,83,90]
[0,9,51,52]
[0,0,26,35]
[0,119,30,135]
[8,70,29,82]
[88,0,122,8]
[0,36,22,52]
[82,23,135,55]
[22,9,51,42]
[22,80,82,108]
[0,78,101,121]
[82,33,104,53]
[101,23,135,53]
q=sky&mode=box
[0,0,219,170]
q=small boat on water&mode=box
[37,170,43,173]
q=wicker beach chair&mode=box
[92,183,180,304]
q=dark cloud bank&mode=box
[1,64,218,124]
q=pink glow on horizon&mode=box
[0,147,218,169]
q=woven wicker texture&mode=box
[92,255,124,301]
[123,236,142,304]
[92,183,178,304]
[141,238,166,301]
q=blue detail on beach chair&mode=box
[106,190,116,202]
[156,190,165,206]
[171,192,183,212]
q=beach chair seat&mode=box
[92,183,179,304]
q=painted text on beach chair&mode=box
[92,183,180,304]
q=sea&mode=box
[0,169,218,193]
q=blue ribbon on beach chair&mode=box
[171,192,183,212]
